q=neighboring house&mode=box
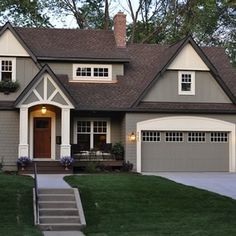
[1,12,236,172]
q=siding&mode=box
[143,71,232,103]
[0,58,39,101]
[0,111,19,170]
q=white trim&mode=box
[16,73,74,109]
[137,116,236,173]
[178,71,195,95]
[0,57,16,82]
[73,118,111,148]
[29,110,56,160]
[72,64,112,81]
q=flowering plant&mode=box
[60,156,74,167]
[17,156,31,170]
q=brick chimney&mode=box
[113,12,126,48]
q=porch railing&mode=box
[33,162,39,225]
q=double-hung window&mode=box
[178,71,195,95]
[75,120,110,150]
[0,58,16,82]
[73,64,112,81]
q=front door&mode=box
[34,117,51,158]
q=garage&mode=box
[141,131,229,171]
[136,116,235,172]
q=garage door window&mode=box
[188,132,206,142]
[165,132,183,142]
[210,132,228,143]
[142,131,160,142]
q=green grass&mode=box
[65,174,236,236]
[0,173,42,236]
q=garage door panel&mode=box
[141,132,229,172]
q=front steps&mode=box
[34,188,86,231]
[19,161,73,174]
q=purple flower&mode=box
[60,156,74,166]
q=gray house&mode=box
[1,12,236,172]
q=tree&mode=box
[45,0,112,29]
[0,0,51,27]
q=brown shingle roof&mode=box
[15,27,128,60]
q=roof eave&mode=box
[37,57,130,63]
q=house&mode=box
[1,12,236,173]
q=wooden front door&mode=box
[34,117,51,158]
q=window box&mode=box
[0,80,19,94]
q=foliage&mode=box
[44,0,112,29]
[121,161,133,172]
[60,156,74,166]
[0,173,42,236]
[16,156,31,167]
[111,142,124,160]
[0,80,19,93]
[0,0,51,27]
[65,174,236,236]
[84,162,99,173]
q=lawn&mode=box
[65,174,236,236]
[0,173,42,236]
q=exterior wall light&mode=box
[130,132,136,141]
[41,105,47,114]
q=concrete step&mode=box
[39,223,83,231]
[38,194,75,201]
[39,208,79,216]
[39,188,74,194]
[39,201,77,209]
[40,216,80,224]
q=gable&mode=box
[0,29,30,57]
[17,72,74,108]
[168,44,209,71]
[142,71,232,103]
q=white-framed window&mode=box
[165,132,183,142]
[73,64,112,81]
[178,71,195,95]
[74,119,110,150]
[142,131,161,142]
[188,132,206,142]
[210,132,228,143]
[0,57,16,82]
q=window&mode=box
[142,131,160,142]
[178,71,195,95]
[210,132,228,143]
[75,120,110,150]
[165,132,183,142]
[0,58,16,82]
[73,64,112,81]
[188,132,206,142]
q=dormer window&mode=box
[73,64,112,81]
[178,71,195,95]
[0,58,16,82]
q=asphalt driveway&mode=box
[142,172,236,200]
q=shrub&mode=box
[111,142,124,160]
[121,161,133,172]
[17,156,31,167]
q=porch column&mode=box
[60,108,71,157]
[18,107,29,157]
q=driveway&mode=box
[142,172,236,200]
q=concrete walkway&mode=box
[33,174,85,236]
[43,231,85,236]
[36,174,71,188]
[143,172,236,200]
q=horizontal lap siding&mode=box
[141,132,229,172]
[0,111,19,170]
